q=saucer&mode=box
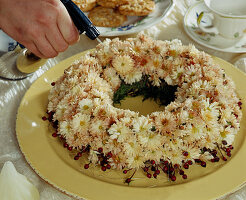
[183,2,246,53]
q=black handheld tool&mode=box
[60,0,100,40]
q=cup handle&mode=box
[197,12,219,34]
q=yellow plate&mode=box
[16,50,246,200]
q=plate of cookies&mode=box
[72,0,174,36]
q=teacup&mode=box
[197,0,246,39]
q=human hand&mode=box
[0,0,79,58]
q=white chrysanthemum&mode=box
[85,70,101,85]
[138,132,162,150]
[71,113,90,133]
[170,65,184,81]
[93,103,117,119]
[169,39,182,50]
[148,74,161,86]
[89,136,106,150]
[220,126,236,144]
[108,151,127,170]
[186,123,206,140]
[53,103,67,121]
[123,70,142,85]
[108,122,131,143]
[103,67,121,91]
[71,85,88,97]
[187,80,213,98]
[80,53,100,69]
[177,109,189,124]
[59,120,72,138]
[144,149,163,161]
[112,55,134,75]
[223,132,235,146]
[200,151,214,161]
[133,116,152,133]
[164,75,174,85]
[90,88,111,100]
[126,154,145,169]
[93,78,112,95]
[165,146,184,165]
[182,145,201,162]
[201,98,219,111]
[78,98,93,114]
[220,108,234,126]
[88,150,99,164]
[120,117,133,126]
[154,112,177,134]
[201,109,218,125]
[123,138,142,157]
[89,118,108,136]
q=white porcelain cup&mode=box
[197,0,246,39]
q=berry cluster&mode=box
[42,108,235,184]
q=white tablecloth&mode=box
[0,0,245,199]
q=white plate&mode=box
[183,2,246,53]
[94,0,174,37]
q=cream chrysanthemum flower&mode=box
[78,98,93,114]
[88,150,99,164]
[144,149,163,161]
[138,131,162,150]
[126,154,145,169]
[182,145,201,162]
[123,137,142,158]
[133,116,152,133]
[54,103,67,121]
[89,118,108,136]
[108,122,132,143]
[112,55,134,75]
[123,70,142,85]
[103,67,121,91]
[186,123,206,140]
[71,113,90,133]
[59,120,72,138]
[154,112,177,134]
[220,108,234,126]
[201,109,218,125]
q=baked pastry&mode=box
[97,0,129,8]
[119,0,155,16]
[88,6,127,27]
[72,0,97,12]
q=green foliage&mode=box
[113,76,177,106]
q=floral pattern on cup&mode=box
[191,12,216,42]
[183,1,246,52]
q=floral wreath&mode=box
[44,34,242,183]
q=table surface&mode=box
[0,0,246,199]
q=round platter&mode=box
[16,50,246,200]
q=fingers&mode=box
[24,34,58,59]
[33,2,79,58]
[24,42,44,59]
[45,24,69,53]
[57,4,80,45]
[0,0,80,58]
[35,35,59,58]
